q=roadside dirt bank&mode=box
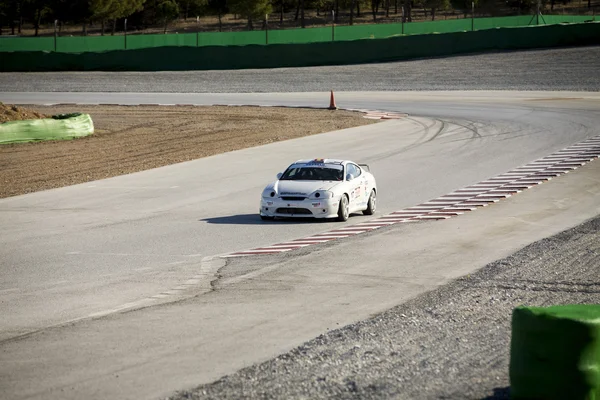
[0,105,376,199]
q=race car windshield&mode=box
[280,166,344,181]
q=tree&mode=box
[0,0,17,35]
[228,0,271,30]
[0,1,6,34]
[424,0,450,20]
[2,0,24,35]
[207,0,227,31]
[25,0,53,36]
[112,0,146,34]
[449,0,477,17]
[177,0,208,20]
[90,0,116,35]
[293,0,305,27]
[371,0,381,21]
[156,0,179,33]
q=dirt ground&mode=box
[0,105,377,199]
[0,103,49,123]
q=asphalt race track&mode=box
[0,47,599,399]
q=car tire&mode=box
[337,195,349,222]
[260,215,274,221]
[363,190,376,215]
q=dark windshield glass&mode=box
[280,167,343,181]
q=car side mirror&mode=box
[276,173,283,179]
[346,173,354,181]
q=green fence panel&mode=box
[126,33,197,49]
[0,15,596,52]
[268,26,331,44]
[57,35,124,53]
[404,18,472,34]
[197,31,266,46]
[475,15,533,30]
[2,22,599,72]
[335,23,401,41]
[0,37,54,52]
[544,15,596,24]
[0,113,94,144]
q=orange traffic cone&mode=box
[328,90,338,110]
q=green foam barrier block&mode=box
[510,304,600,400]
[0,113,94,144]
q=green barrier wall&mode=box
[268,26,332,44]
[336,22,403,40]
[2,22,599,72]
[126,33,197,49]
[544,15,596,24]
[0,36,55,52]
[405,18,471,34]
[475,15,533,30]
[1,14,594,52]
[57,35,124,53]
[510,305,600,400]
[0,113,94,144]
[199,30,266,46]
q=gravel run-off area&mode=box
[169,215,600,400]
[0,46,599,93]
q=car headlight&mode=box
[310,190,334,199]
[262,188,276,198]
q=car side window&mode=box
[354,164,362,178]
[346,164,361,180]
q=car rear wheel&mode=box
[337,195,349,222]
[363,190,376,215]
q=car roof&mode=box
[292,159,348,166]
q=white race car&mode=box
[259,158,377,221]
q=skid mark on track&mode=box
[224,135,600,257]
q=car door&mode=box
[356,165,370,208]
[346,163,365,209]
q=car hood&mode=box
[273,180,341,195]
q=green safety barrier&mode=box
[0,36,55,52]
[510,304,600,400]
[57,35,124,53]
[127,32,197,49]
[268,26,332,44]
[197,30,266,46]
[544,15,596,24]
[0,113,94,144]
[0,14,595,53]
[1,22,599,72]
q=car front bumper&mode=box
[260,197,340,219]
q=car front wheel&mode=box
[260,215,274,221]
[337,195,349,222]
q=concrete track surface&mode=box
[1,49,600,400]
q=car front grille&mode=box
[276,208,312,215]
[281,196,306,201]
